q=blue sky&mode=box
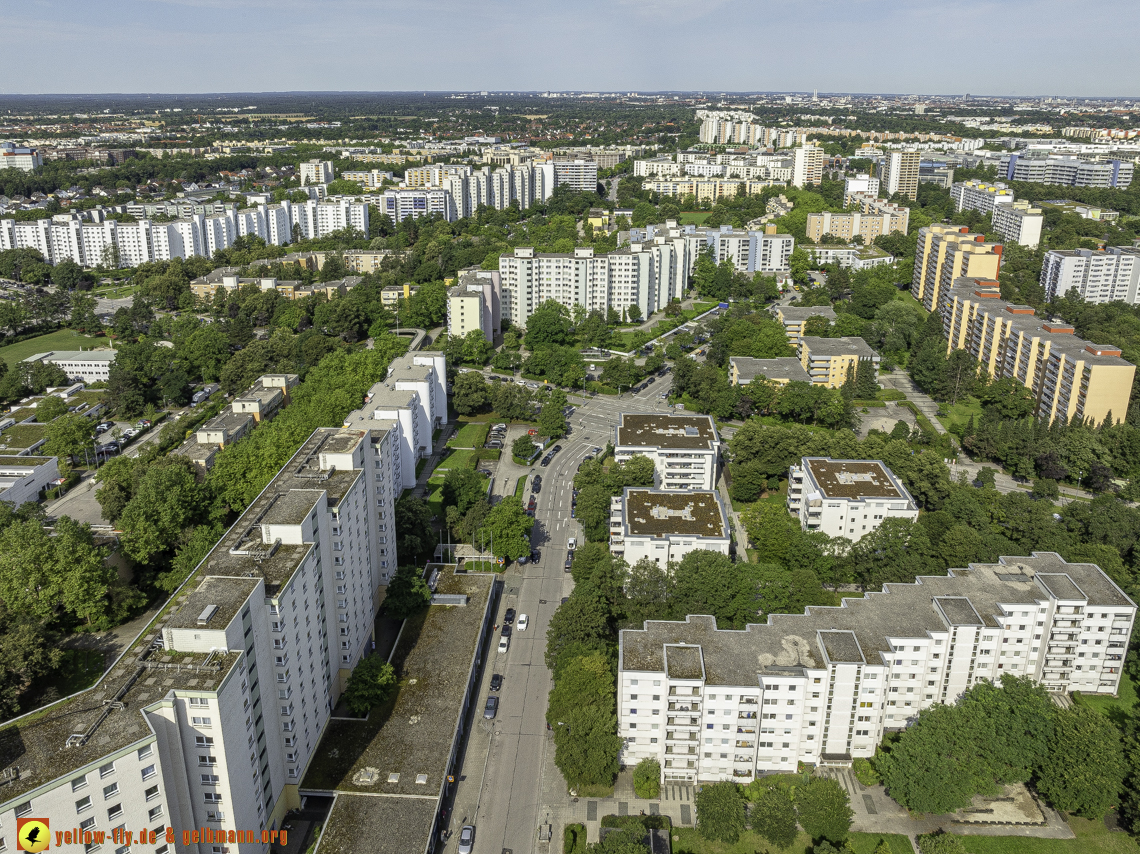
[2,0,1137,96]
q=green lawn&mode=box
[1073,671,1137,727]
[960,815,1140,854]
[514,477,528,498]
[0,423,46,450]
[447,422,490,449]
[894,289,929,317]
[672,829,912,854]
[679,211,711,225]
[0,329,108,368]
[937,395,984,434]
[435,448,476,472]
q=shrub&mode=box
[342,656,396,716]
[852,757,879,787]
[916,832,967,854]
[563,823,585,854]
[695,781,745,844]
[632,758,661,799]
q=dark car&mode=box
[503,608,516,624]
[553,444,562,452]
[483,696,498,720]
[540,455,552,467]
[532,475,542,488]
[531,480,541,494]
[565,554,573,572]
[561,596,569,605]
[490,673,502,691]
[500,624,511,638]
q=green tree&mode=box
[442,467,488,516]
[695,781,746,844]
[538,388,568,438]
[452,371,490,415]
[0,609,62,717]
[546,651,622,790]
[575,483,614,542]
[525,299,573,348]
[749,784,798,849]
[545,590,612,670]
[34,395,68,423]
[343,655,397,716]
[482,497,533,560]
[395,494,434,565]
[43,412,96,462]
[117,459,204,565]
[160,522,224,593]
[916,833,967,854]
[384,564,432,619]
[512,434,538,462]
[632,758,661,799]
[794,777,852,844]
[1035,706,1126,818]
[740,501,802,565]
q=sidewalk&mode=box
[412,423,456,498]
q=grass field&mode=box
[1073,671,1137,726]
[895,289,929,316]
[672,829,913,854]
[936,395,984,434]
[961,816,1140,854]
[0,329,108,368]
[679,211,711,225]
[0,423,46,450]
[435,448,476,472]
[447,422,490,449]
[514,477,528,498]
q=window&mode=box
[145,786,160,802]
[197,755,217,767]
[189,697,209,708]
[147,806,163,821]
[76,796,93,814]
[205,812,224,823]
[192,717,212,727]
[15,802,31,818]
[103,783,119,800]
[71,774,91,791]
[204,793,223,804]
[137,746,153,761]
[99,763,115,778]
[80,818,96,832]
[107,804,122,821]
[201,774,220,785]
[141,764,157,780]
[194,736,214,747]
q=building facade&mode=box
[797,337,880,388]
[999,154,1133,189]
[613,413,719,492]
[991,201,1044,249]
[950,180,1015,215]
[609,488,730,564]
[728,357,811,387]
[787,458,918,538]
[23,349,116,383]
[878,151,920,200]
[1040,247,1140,304]
[791,146,824,188]
[447,270,501,343]
[618,553,1136,783]
[911,224,1003,311]
[775,306,836,346]
[299,159,334,185]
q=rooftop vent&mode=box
[387,772,400,783]
[197,605,219,626]
[416,774,428,785]
[684,426,699,436]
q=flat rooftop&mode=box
[777,305,836,322]
[799,336,877,359]
[24,349,116,363]
[616,413,718,450]
[730,357,810,384]
[623,488,727,539]
[620,553,1136,685]
[804,458,904,500]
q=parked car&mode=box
[458,826,475,854]
[503,608,515,624]
[135,419,151,428]
[95,421,114,434]
[490,674,502,691]
[531,480,540,494]
[565,554,573,572]
[493,423,507,431]
[483,696,498,720]
[498,636,509,654]
[517,614,529,632]
[500,623,511,638]
[540,455,552,467]
[568,537,577,551]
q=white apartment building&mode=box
[1041,247,1140,304]
[375,188,456,222]
[387,352,448,431]
[0,142,42,171]
[23,349,116,383]
[951,180,1015,215]
[292,200,369,240]
[341,170,395,189]
[878,150,920,200]
[843,174,879,201]
[791,146,824,188]
[613,413,719,492]
[619,553,1136,784]
[447,270,502,343]
[999,154,1133,189]
[991,201,1044,249]
[552,160,599,193]
[0,425,403,852]
[609,488,730,565]
[626,222,796,278]
[787,458,919,539]
[299,159,334,185]
[499,245,669,328]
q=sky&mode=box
[2,0,1138,97]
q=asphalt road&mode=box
[442,386,675,854]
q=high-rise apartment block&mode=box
[299,159,334,185]
[618,553,1135,783]
[878,150,920,200]
[0,421,406,847]
[551,159,599,193]
[991,201,1044,249]
[951,180,1015,215]
[787,458,918,539]
[447,270,501,343]
[911,224,1003,311]
[999,154,1133,189]
[940,277,1134,425]
[1041,247,1140,304]
[0,142,43,171]
[376,188,455,222]
[626,222,795,279]
[791,146,824,188]
[612,413,720,492]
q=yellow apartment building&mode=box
[912,224,1002,311]
[728,356,811,386]
[797,336,881,388]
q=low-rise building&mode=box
[0,455,60,506]
[729,357,811,386]
[787,457,918,538]
[380,282,419,308]
[843,174,879,202]
[23,349,116,383]
[609,488,730,564]
[775,306,836,345]
[618,553,1136,783]
[797,337,880,388]
[806,244,894,270]
[613,413,719,492]
[1038,200,1119,222]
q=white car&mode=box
[497,636,510,654]
[517,614,529,632]
[568,537,577,551]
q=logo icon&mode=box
[17,818,49,852]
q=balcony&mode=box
[667,717,700,727]
[735,740,755,749]
[666,731,698,742]
[667,702,700,712]
[738,711,757,719]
